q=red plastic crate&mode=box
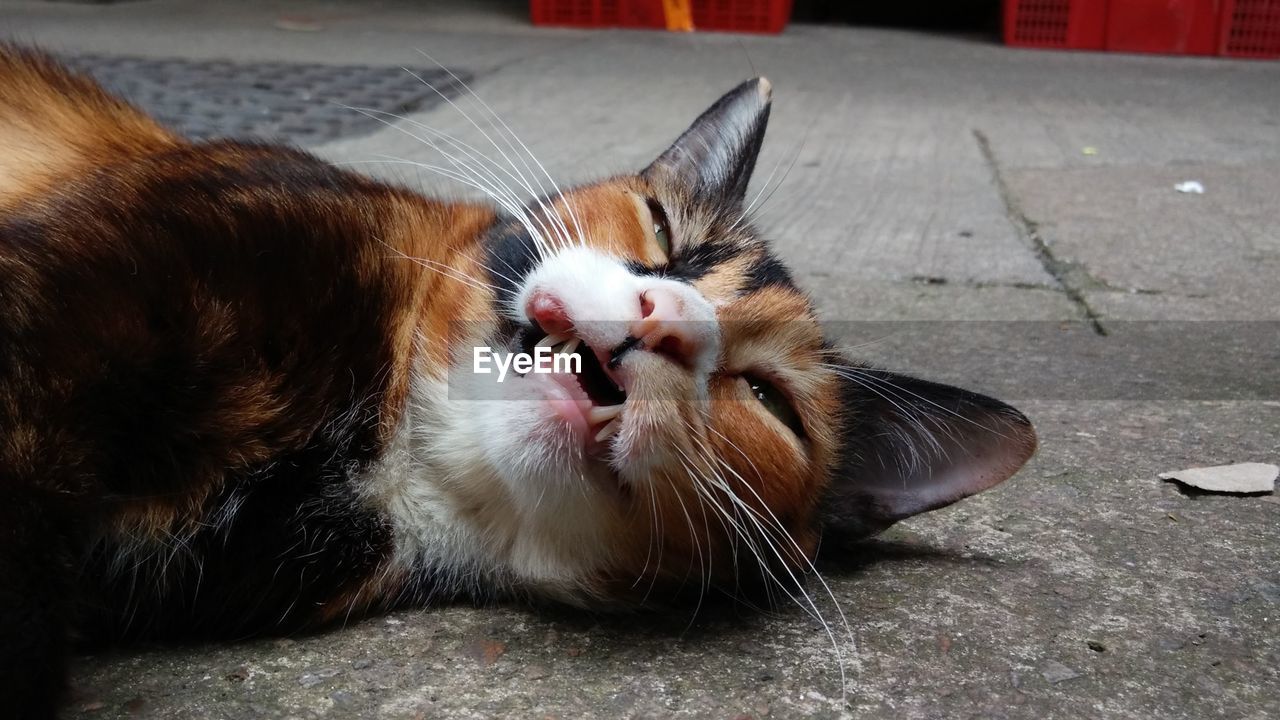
[1005,0,1279,57]
[1105,0,1219,55]
[1004,0,1107,49]
[693,0,792,32]
[530,0,792,33]
[530,0,663,28]
[1220,0,1280,57]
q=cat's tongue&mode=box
[540,371,624,452]
[543,370,593,439]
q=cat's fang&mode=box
[588,404,624,425]
[561,338,581,356]
[593,419,621,443]
[536,332,570,349]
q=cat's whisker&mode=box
[399,64,577,254]
[373,229,519,290]
[696,423,860,696]
[406,258,494,292]
[633,478,668,606]
[665,474,709,606]
[730,114,820,234]
[680,425,817,614]
[412,51,587,250]
[822,366,941,468]
[713,482,855,699]
[729,149,797,235]
[677,461,744,627]
[532,475,550,513]
[345,105,564,259]
[337,106,504,186]
[820,335,900,355]
[833,364,1010,439]
[334,157,523,221]
[338,105,557,259]
[388,70,547,206]
[374,239,499,294]
[674,438,842,665]
[336,143,553,263]
[362,108,541,207]
[677,457,721,630]
[727,146,787,235]
[673,448,750,588]
[674,427,795,601]
[337,108,524,209]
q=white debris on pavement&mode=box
[1174,180,1205,194]
[1159,462,1278,494]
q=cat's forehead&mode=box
[553,176,810,307]
[550,180,663,263]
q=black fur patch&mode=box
[743,254,794,291]
[483,217,541,307]
[82,440,393,642]
[2,141,418,647]
[627,238,745,283]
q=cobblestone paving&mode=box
[62,54,466,145]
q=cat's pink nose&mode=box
[526,290,572,335]
[632,287,702,367]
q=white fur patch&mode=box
[361,247,721,604]
[359,376,620,603]
[360,244,727,599]
[515,246,719,377]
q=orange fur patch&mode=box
[0,46,178,211]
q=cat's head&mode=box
[442,79,1036,605]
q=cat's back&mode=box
[0,44,179,211]
[0,46,488,517]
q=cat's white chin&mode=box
[364,376,625,599]
[491,369,622,459]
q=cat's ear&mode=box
[644,77,772,206]
[817,367,1038,546]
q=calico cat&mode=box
[0,45,1036,717]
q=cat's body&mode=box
[0,46,1036,717]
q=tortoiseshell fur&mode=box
[0,47,1035,718]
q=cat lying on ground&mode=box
[0,45,1035,717]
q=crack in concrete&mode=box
[972,129,1109,336]
[906,275,1057,292]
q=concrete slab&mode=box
[1004,163,1280,319]
[809,281,1080,321]
[316,33,1055,287]
[0,0,574,69]
[971,51,1280,171]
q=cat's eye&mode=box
[743,374,805,438]
[646,198,672,258]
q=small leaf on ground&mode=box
[1159,463,1277,494]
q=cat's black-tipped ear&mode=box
[644,77,772,206]
[818,368,1038,547]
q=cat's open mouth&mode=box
[519,326,627,443]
